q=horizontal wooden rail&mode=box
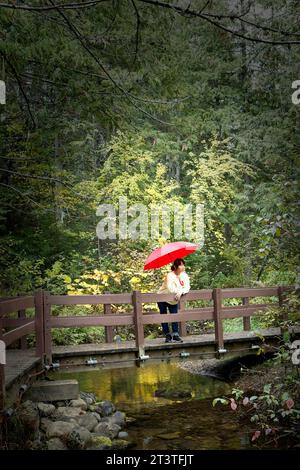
[3,321,35,346]
[221,303,274,318]
[0,296,34,317]
[221,287,279,298]
[49,293,132,305]
[50,315,134,328]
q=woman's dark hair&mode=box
[171,258,185,271]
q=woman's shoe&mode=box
[165,333,173,343]
[171,333,183,342]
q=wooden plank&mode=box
[3,321,35,346]
[242,297,251,331]
[213,288,224,350]
[0,317,5,410]
[34,290,44,359]
[141,289,213,302]
[222,304,272,318]
[0,296,34,317]
[142,310,214,324]
[278,286,289,321]
[43,291,52,364]
[104,291,114,343]
[2,318,34,328]
[133,290,145,358]
[49,293,132,305]
[221,287,278,298]
[18,309,27,349]
[50,315,134,328]
[178,298,187,337]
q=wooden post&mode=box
[0,317,5,411]
[278,286,288,321]
[18,309,27,350]
[213,288,224,351]
[43,291,52,364]
[34,290,45,359]
[104,291,114,343]
[132,290,145,358]
[178,297,187,337]
[242,297,251,331]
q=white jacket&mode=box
[158,271,190,305]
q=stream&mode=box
[50,361,253,450]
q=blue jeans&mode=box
[157,301,179,335]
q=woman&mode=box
[157,258,190,343]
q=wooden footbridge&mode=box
[0,285,298,409]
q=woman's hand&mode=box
[174,292,181,301]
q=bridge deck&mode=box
[51,327,293,356]
[6,326,300,388]
[5,349,41,387]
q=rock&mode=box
[93,421,121,439]
[53,406,85,420]
[40,418,52,433]
[126,416,136,424]
[156,431,181,440]
[154,388,192,399]
[46,421,76,439]
[55,401,68,407]
[111,439,130,450]
[96,400,115,417]
[31,439,47,450]
[47,438,68,450]
[37,403,56,417]
[66,427,92,450]
[118,431,129,439]
[110,411,126,427]
[77,412,98,431]
[24,380,79,402]
[18,400,40,433]
[87,435,112,450]
[80,392,97,406]
[70,398,88,411]
[90,412,102,422]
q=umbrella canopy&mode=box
[143,241,199,270]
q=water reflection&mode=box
[52,361,231,412]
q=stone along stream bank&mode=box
[1,391,132,450]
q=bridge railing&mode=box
[0,285,294,409]
[0,291,44,409]
[42,285,293,362]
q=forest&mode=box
[0,0,299,307]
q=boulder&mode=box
[18,400,40,433]
[87,435,112,450]
[80,392,97,406]
[66,427,92,450]
[111,439,131,450]
[70,398,88,411]
[53,406,85,420]
[47,438,68,450]
[37,403,56,417]
[46,421,76,439]
[77,412,98,432]
[96,400,115,417]
[93,421,121,439]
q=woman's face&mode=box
[176,263,185,273]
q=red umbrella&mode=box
[143,241,199,270]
